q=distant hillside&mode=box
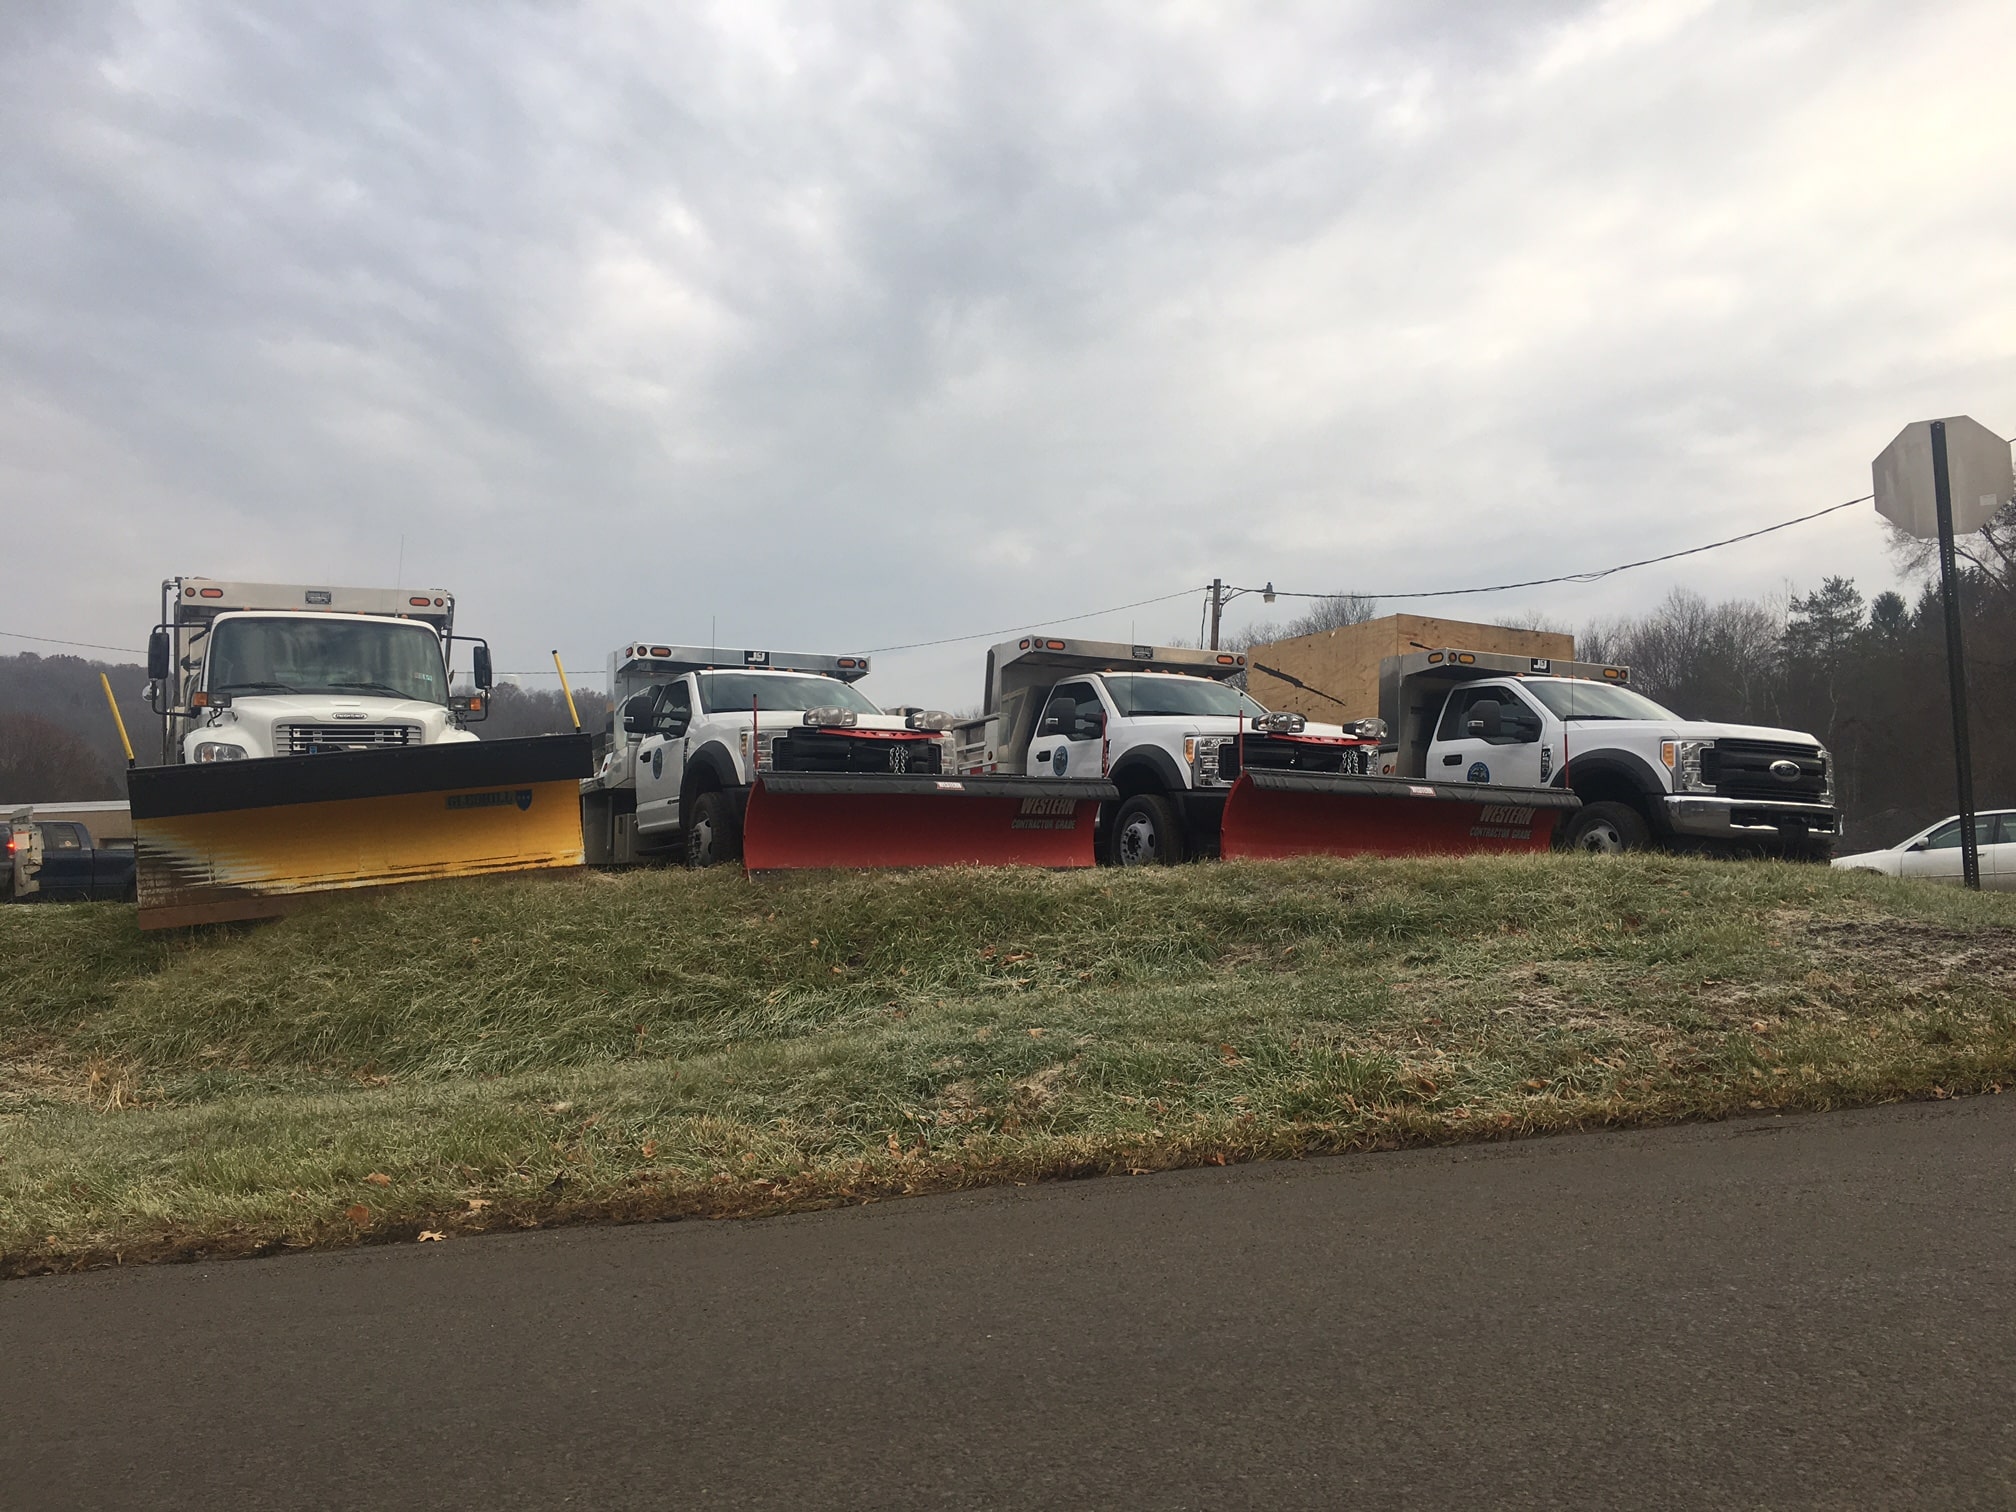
[0,652,599,802]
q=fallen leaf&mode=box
[640,1139,659,1159]
[363,1172,393,1186]
[887,1131,903,1156]
[1027,1027,1045,1038]
[543,1101,574,1114]
[1218,1043,1240,1063]
[417,1230,446,1243]
[466,1198,491,1211]
[344,1204,370,1224]
[979,945,997,959]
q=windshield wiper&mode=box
[215,681,297,693]
[327,681,419,698]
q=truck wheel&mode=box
[684,790,742,868]
[1108,794,1185,867]
[1562,801,1650,855]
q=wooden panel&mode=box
[1244,615,1576,722]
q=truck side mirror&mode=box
[1078,711,1106,739]
[622,695,654,736]
[1467,702,1503,739]
[147,629,170,681]
[472,644,494,690]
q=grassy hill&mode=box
[5,854,2014,1274]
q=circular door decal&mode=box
[1053,744,1069,775]
[1467,760,1490,783]
[652,748,663,779]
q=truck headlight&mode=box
[193,741,247,762]
[1184,736,1231,783]
[1661,739,1714,793]
[1817,747,1833,802]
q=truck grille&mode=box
[1705,739,1828,802]
[280,723,420,755]
[771,733,945,775]
[1219,737,1374,781]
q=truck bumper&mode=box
[1662,796,1840,848]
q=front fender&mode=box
[1109,745,1188,796]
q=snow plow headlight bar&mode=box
[802,708,860,728]
[1253,711,1306,734]
[904,710,954,732]
[193,742,247,762]
[1350,718,1388,741]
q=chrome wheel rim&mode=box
[1575,821,1625,854]
[1116,812,1160,865]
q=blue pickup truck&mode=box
[4,813,137,903]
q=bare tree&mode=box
[0,713,120,801]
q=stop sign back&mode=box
[1872,416,2012,539]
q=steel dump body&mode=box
[1220,771,1578,859]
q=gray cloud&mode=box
[3,0,2012,707]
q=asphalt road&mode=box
[8,1099,2016,1511]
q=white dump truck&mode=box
[953,635,1383,865]
[1373,648,1839,858]
[582,644,950,866]
[146,577,490,763]
[129,577,588,927]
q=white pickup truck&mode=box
[1375,649,1839,858]
[580,644,956,867]
[955,635,1383,865]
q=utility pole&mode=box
[1208,578,1224,651]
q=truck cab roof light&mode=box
[1216,655,1236,665]
[199,588,223,598]
[1045,639,1066,650]
[409,596,431,607]
[650,646,672,657]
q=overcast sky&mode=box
[4,0,2013,709]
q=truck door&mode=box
[1029,681,1107,780]
[35,822,92,897]
[633,680,693,834]
[1432,685,1549,788]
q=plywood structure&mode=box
[1244,615,1576,723]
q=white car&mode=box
[1831,810,2015,889]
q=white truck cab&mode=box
[955,635,1382,865]
[1378,649,1838,857]
[581,644,955,867]
[146,579,492,764]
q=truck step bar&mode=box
[742,773,1117,873]
[1219,769,1580,860]
[127,735,593,928]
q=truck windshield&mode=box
[208,617,448,704]
[697,672,880,715]
[1520,681,1676,722]
[1102,674,1267,720]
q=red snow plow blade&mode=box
[1220,770,1579,860]
[742,773,1116,872]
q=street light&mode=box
[1206,579,1275,649]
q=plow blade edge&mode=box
[128,735,593,928]
[743,774,1116,872]
[1220,770,1579,860]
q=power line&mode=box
[0,630,147,655]
[1247,495,1873,604]
[862,588,1206,655]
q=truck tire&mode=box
[1561,800,1650,855]
[684,790,742,868]
[1108,793,1185,867]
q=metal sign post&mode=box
[1929,422,1981,889]
[1873,415,2014,891]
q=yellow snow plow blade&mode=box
[127,735,592,928]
